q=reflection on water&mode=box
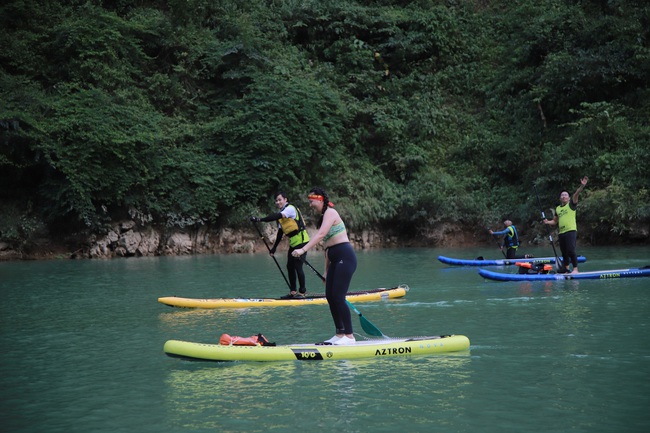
[164,355,473,431]
[158,309,257,333]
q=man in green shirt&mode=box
[543,176,588,273]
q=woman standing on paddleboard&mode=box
[292,187,357,345]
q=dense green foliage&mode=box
[1,0,649,249]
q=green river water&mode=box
[1,245,649,432]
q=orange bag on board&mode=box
[516,262,553,274]
[219,333,274,346]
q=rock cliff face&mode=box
[86,221,261,259]
[2,218,647,261]
[79,220,407,259]
[0,220,450,260]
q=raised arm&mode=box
[572,176,588,204]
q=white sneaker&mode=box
[333,336,356,345]
[323,335,341,344]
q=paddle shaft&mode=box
[305,259,386,337]
[304,259,326,282]
[533,184,564,271]
[487,228,507,258]
[251,221,291,289]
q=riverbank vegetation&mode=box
[2,0,649,254]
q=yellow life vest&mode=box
[279,205,310,247]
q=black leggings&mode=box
[325,242,357,335]
[558,231,578,269]
[287,243,307,293]
[506,248,518,259]
[506,248,526,259]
